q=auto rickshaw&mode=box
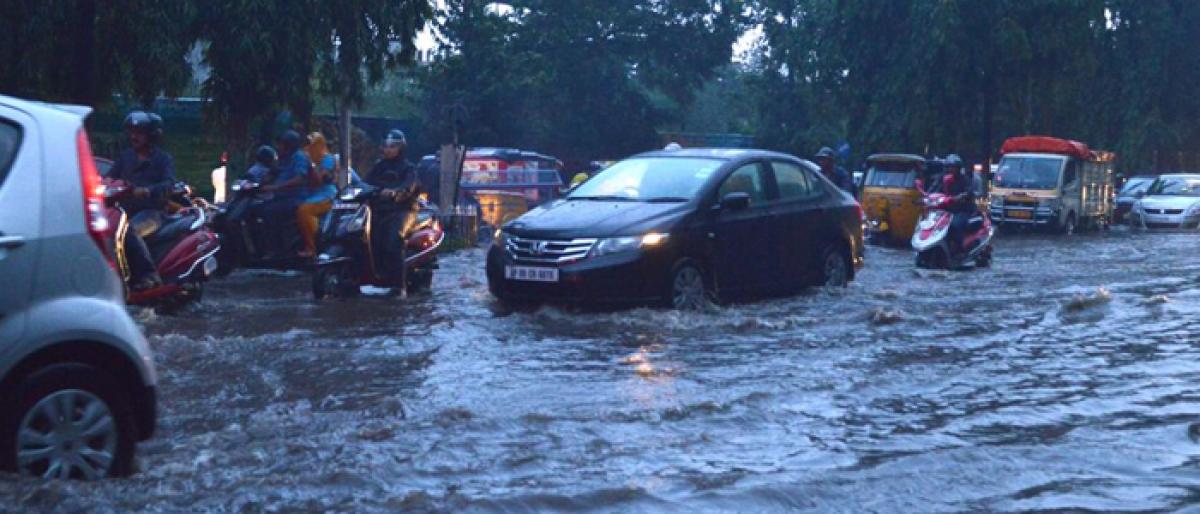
[861,153,926,246]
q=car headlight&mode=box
[1188,204,1200,216]
[590,232,668,258]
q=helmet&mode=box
[664,142,682,151]
[383,129,407,146]
[124,110,163,137]
[816,146,836,159]
[944,154,963,170]
[254,145,278,166]
[278,130,301,147]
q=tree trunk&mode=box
[338,104,352,188]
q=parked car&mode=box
[1114,175,1155,223]
[0,94,157,479]
[486,148,865,309]
[1128,174,1200,229]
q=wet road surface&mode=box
[6,227,1200,512]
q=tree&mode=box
[424,0,747,166]
[0,0,194,107]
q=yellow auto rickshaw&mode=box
[861,153,926,246]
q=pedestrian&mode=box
[816,146,855,194]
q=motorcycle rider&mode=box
[941,154,978,254]
[816,146,854,194]
[364,129,421,298]
[108,111,174,290]
[296,131,339,258]
[253,130,312,256]
[245,145,278,184]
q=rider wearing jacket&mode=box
[816,146,855,194]
[108,111,174,290]
[941,154,977,253]
[364,129,421,297]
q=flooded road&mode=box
[7,228,1200,512]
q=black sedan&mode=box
[486,148,865,309]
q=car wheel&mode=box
[1060,212,1077,235]
[668,260,713,310]
[817,244,850,287]
[0,364,137,479]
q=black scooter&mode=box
[210,179,311,275]
[312,186,444,299]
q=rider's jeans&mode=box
[126,210,164,280]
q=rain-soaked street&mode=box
[6,228,1200,512]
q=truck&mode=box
[988,136,1115,234]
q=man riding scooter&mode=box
[364,129,421,299]
[941,154,978,256]
[107,111,175,290]
[252,130,311,257]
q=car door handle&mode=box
[0,235,26,249]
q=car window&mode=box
[772,161,821,201]
[0,121,21,189]
[718,163,768,206]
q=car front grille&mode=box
[1147,208,1185,215]
[505,236,597,265]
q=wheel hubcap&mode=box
[824,252,847,286]
[18,390,117,480]
[673,267,706,310]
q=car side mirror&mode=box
[720,192,751,211]
[1135,191,1145,198]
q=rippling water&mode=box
[5,228,1200,512]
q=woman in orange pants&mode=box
[297,132,339,258]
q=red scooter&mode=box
[103,179,221,309]
[912,181,994,269]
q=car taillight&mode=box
[77,129,115,270]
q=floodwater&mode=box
[6,228,1200,512]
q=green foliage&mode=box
[0,0,194,106]
[422,0,748,165]
[745,0,1200,171]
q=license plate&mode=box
[506,266,559,282]
[1007,210,1032,219]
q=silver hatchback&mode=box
[0,95,157,479]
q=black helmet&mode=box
[816,146,836,159]
[383,129,407,146]
[254,145,278,166]
[278,130,301,147]
[944,154,963,170]
[124,110,163,137]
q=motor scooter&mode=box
[912,181,994,270]
[103,179,221,309]
[209,179,310,275]
[312,186,444,299]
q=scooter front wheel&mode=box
[313,263,359,299]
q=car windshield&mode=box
[865,161,919,188]
[1119,178,1153,196]
[994,156,1063,190]
[568,157,722,201]
[1147,177,1200,197]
